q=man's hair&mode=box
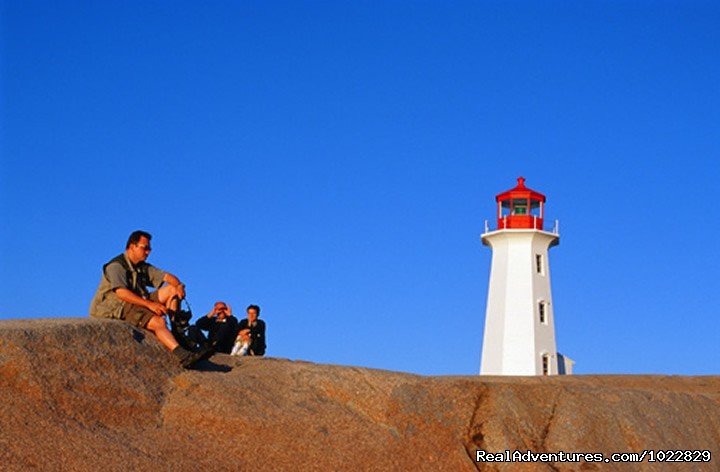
[247,304,261,315]
[126,230,152,249]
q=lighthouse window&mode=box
[538,301,547,324]
[530,200,542,217]
[511,199,528,215]
[500,201,511,217]
[542,354,550,375]
[535,254,544,274]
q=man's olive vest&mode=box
[103,253,152,298]
[89,253,153,319]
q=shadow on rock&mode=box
[191,359,233,372]
[132,328,146,343]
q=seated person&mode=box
[231,304,266,356]
[195,301,240,354]
[89,230,212,368]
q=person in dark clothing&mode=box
[231,304,266,356]
[195,301,240,354]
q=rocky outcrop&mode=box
[0,318,718,471]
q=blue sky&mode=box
[1,1,718,375]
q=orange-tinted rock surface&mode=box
[0,318,718,471]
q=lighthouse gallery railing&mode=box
[484,217,559,234]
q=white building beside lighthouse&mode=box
[480,177,573,375]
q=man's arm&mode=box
[196,308,218,331]
[105,261,167,316]
[251,320,266,356]
[195,316,211,331]
[228,316,240,339]
[162,273,186,300]
[258,320,267,354]
[115,288,167,315]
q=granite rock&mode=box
[0,318,718,471]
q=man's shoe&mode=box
[182,345,215,369]
[198,344,215,361]
[180,348,204,369]
[172,345,215,369]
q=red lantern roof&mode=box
[495,177,546,203]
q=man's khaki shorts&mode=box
[121,291,161,328]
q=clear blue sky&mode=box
[1,1,718,375]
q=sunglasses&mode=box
[136,244,152,252]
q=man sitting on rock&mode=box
[195,301,240,354]
[231,304,266,356]
[89,230,212,368]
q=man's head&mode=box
[246,304,260,323]
[214,301,230,320]
[125,230,153,264]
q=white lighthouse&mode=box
[480,177,573,375]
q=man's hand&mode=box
[207,305,221,318]
[116,288,167,316]
[147,301,168,316]
[176,283,186,300]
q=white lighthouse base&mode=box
[480,229,563,376]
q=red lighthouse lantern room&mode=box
[495,177,546,230]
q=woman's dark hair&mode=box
[126,230,152,248]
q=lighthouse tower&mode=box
[480,177,572,375]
